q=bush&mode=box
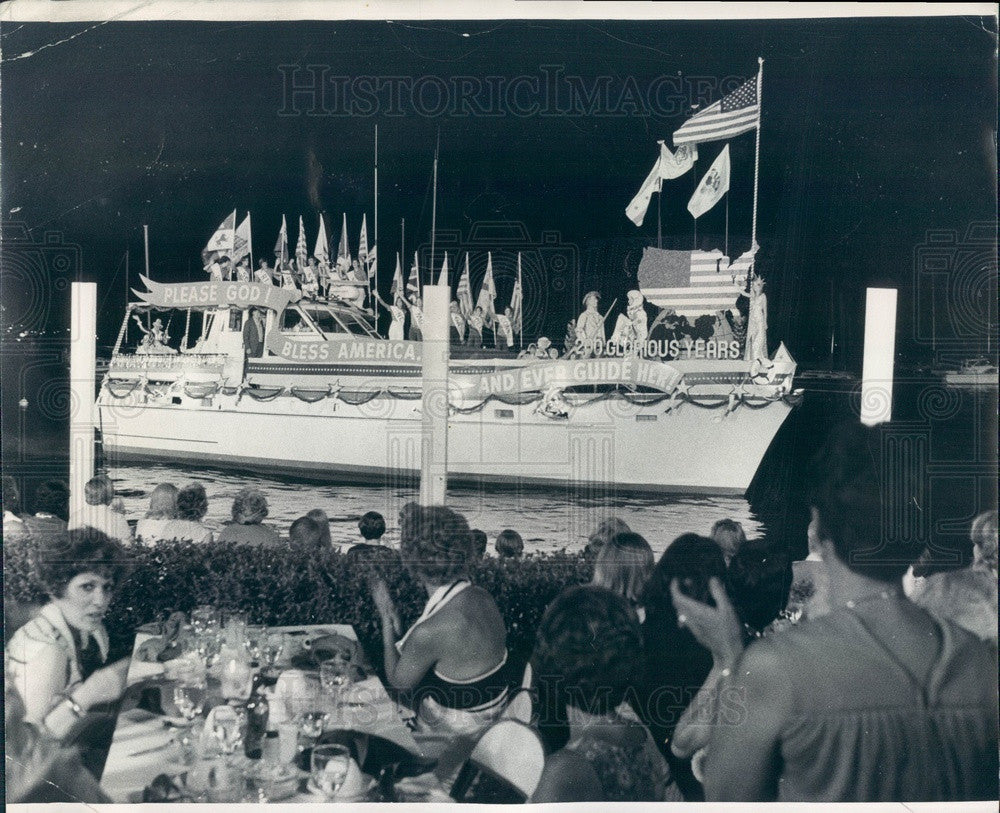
[3,538,592,665]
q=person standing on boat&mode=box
[208,255,226,281]
[610,290,648,354]
[744,276,768,363]
[300,258,320,299]
[405,295,424,342]
[494,306,516,351]
[449,302,466,343]
[373,291,407,341]
[235,258,251,283]
[220,256,234,281]
[466,306,485,348]
[279,260,298,292]
[254,258,274,285]
[243,307,266,359]
[576,291,605,357]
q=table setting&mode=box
[100,607,450,803]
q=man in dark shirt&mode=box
[243,307,265,358]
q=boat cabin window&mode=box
[304,306,377,338]
[335,310,379,338]
[304,308,349,336]
[229,310,243,331]
[280,307,320,335]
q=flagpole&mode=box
[248,211,254,274]
[430,131,439,288]
[751,57,763,266]
[657,176,663,250]
[374,124,379,301]
[401,218,405,292]
[725,195,729,258]
[690,160,697,250]
[143,224,150,280]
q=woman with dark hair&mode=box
[159,482,213,543]
[216,488,281,546]
[635,533,728,799]
[369,503,512,742]
[530,586,677,802]
[673,422,999,802]
[592,531,654,622]
[6,529,131,740]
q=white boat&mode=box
[96,277,798,495]
[943,358,999,389]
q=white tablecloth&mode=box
[100,623,452,804]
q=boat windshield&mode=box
[304,306,377,338]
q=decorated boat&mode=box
[95,273,798,495]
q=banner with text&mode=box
[265,331,423,363]
[454,358,683,397]
[133,276,299,311]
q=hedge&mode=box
[3,538,592,669]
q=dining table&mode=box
[100,622,453,803]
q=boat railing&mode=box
[108,352,230,374]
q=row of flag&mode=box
[205,212,377,281]
[626,68,760,227]
[388,250,522,334]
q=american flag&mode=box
[456,253,473,317]
[295,215,308,268]
[673,72,760,146]
[637,247,751,321]
[406,251,421,299]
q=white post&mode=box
[70,283,98,517]
[861,287,897,426]
[420,284,450,506]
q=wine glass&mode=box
[191,606,219,636]
[311,743,351,799]
[244,625,268,664]
[319,659,353,702]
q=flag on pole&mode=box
[510,253,523,335]
[687,145,730,219]
[366,243,378,278]
[337,213,351,271]
[273,215,289,266]
[233,213,252,262]
[476,252,497,317]
[407,252,421,300]
[358,214,369,264]
[625,142,698,227]
[457,254,473,318]
[437,253,449,287]
[673,72,760,145]
[204,210,237,256]
[390,253,403,300]
[295,216,308,269]
[314,213,329,267]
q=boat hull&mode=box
[97,385,794,495]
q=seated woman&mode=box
[134,482,178,546]
[591,531,654,622]
[216,488,281,546]
[530,585,679,802]
[370,503,512,742]
[6,529,132,772]
[159,482,213,544]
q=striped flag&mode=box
[295,216,308,269]
[437,253,449,288]
[673,71,760,146]
[510,253,523,335]
[407,251,421,299]
[476,252,497,317]
[637,246,750,321]
[457,253,473,317]
[390,253,403,300]
[337,213,351,271]
[314,213,330,267]
[358,214,369,264]
[273,215,289,266]
[366,243,377,279]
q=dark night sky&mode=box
[2,15,996,365]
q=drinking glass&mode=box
[298,710,330,742]
[244,625,268,663]
[311,743,351,799]
[211,706,246,756]
[191,606,219,636]
[319,659,353,700]
[172,683,206,724]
